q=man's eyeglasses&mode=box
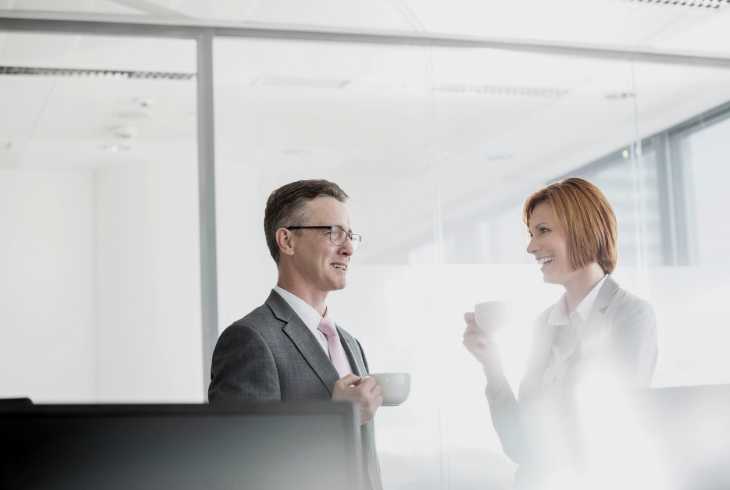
[285,225,363,248]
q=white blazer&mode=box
[485,276,658,488]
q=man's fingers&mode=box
[371,384,383,398]
[350,377,381,401]
[338,373,361,386]
[356,376,376,390]
[374,394,383,407]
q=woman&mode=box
[463,177,657,488]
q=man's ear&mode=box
[275,228,295,257]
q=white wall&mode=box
[0,169,96,402]
[0,155,204,403]
[94,158,203,402]
[214,158,277,329]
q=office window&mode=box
[678,113,730,265]
[571,144,663,267]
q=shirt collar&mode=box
[547,274,608,326]
[575,274,607,321]
[273,285,332,332]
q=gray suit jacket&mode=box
[486,276,658,487]
[208,290,382,490]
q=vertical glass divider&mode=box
[196,29,219,399]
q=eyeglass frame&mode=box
[284,225,363,247]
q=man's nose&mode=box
[340,236,354,255]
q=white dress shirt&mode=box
[543,274,608,386]
[273,286,353,372]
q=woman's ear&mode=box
[276,228,295,258]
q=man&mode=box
[208,179,383,490]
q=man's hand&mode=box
[332,374,383,425]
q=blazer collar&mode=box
[579,275,620,343]
[541,275,621,364]
[592,275,620,316]
[265,290,340,394]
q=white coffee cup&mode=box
[473,301,511,334]
[371,372,411,407]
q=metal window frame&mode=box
[665,100,730,265]
[555,137,661,257]
[562,99,730,267]
[3,11,730,397]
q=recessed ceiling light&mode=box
[434,83,570,99]
[115,110,150,121]
[250,76,350,89]
[101,143,131,152]
[486,153,514,162]
[134,97,153,109]
[282,148,309,156]
[111,125,138,140]
[605,91,636,100]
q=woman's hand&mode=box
[462,312,501,372]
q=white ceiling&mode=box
[0,0,139,16]
[2,0,730,56]
[1,1,730,256]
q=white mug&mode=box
[371,372,411,407]
[473,300,511,334]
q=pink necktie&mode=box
[318,317,352,378]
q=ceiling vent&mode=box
[625,0,730,10]
[0,66,194,80]
[433,83,570,99]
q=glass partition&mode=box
[0,32,202,403]
[2,14,730,490]
[213,37,730,489]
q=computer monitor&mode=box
[0,397,32,409]
[0,401,363,490]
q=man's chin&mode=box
[328,277,347,291]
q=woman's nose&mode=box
[526,236,537,255]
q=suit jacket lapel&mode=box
[338,327,367,376]
[265,290,339,395]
